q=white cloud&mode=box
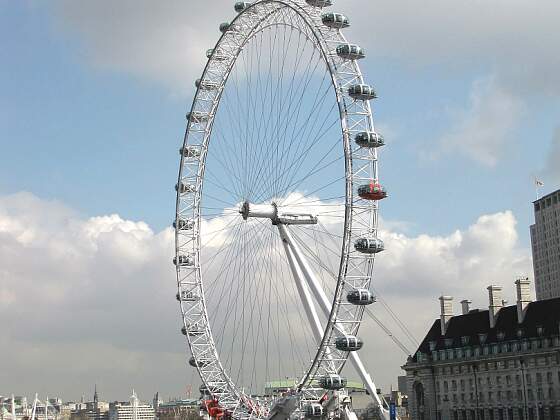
[432,77,525,166]
[338,0,560,96]
[48,0,223,93]
[45,0,560,97]
[0,192,532,400]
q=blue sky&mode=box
[2,1,558,238]
[1,0,559,402]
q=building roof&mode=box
[412,298,560,362]
[533,188,560,204]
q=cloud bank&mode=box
[0,192,532,399]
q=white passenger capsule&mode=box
[306,0,333,7]
[347,289,376,305]
[195,79,220,90]
[189,356,210,368]
[186,111,210,123]
[173,218,195,230]
[336,44,365,60]
[319,374,347,390]
[355,131,385,148]
[234,2,252,12]
[206,48,227,61]
[187,323,205,336]
[219,22,239,33]
[173,255,194,267]
[348,84,377,100]
[322,13,349,29]
[179,146,201,158]
[354,237,384,254]
[176,290,199,302]
[335,335,364,351]
[175,182,196,194]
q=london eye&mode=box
[174,1,389,418]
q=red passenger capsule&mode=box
[357,182,387,200]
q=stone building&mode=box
[531,188,560,300]
[403,279,560,420]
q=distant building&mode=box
[398,376,409,397]
[402,279,560,420]
[108,392,154,420]
[531,188,560,300]
[70,386,108,420]
[155,399,200,420]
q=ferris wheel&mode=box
[174,0,389,419]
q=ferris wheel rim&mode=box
[174,0,381,417]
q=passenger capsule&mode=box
[199,384,211,395]
[335,335,364,351]
[180,146,201,158]
[336,44,365,60]
[175,182,196,194]
[189,356,210,368]
[234,2,252,12]
[348,84,377,100]
[354,237,384,254]
[186,111,210,123]
[355,131,385,148]
[173,218,194,230]
[321,13,349,29]
[358,182,387,200]
[306,0,333,7]
[176,290,198,302]
[173,218,195,230]
[319,374,347,390]
[173,255,194,267]
[206,48,228,61]
[219,22,239,33]
[304,404,324,418]
[185,323,205,336]
[195,79,220,90]
[347,289,376,305]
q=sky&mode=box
[1,0,559,404]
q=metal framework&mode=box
[174,0,388,418]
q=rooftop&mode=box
[412,297,560,362]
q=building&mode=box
[155,399,200,420]
[70,386,108,420]
[531,188,560,300]
[398,375,409,397]
[403,279,560,420]
[108,392,154,420]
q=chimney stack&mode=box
[460,299,472,315]
[516,277,532,323]
[439,296,454,335]
[487,285,503,328]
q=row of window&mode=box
[439,406,558,420]
[437,387,556,404]
[426,338,559,362]
[437,370,558,392]
[535,193,560,210]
